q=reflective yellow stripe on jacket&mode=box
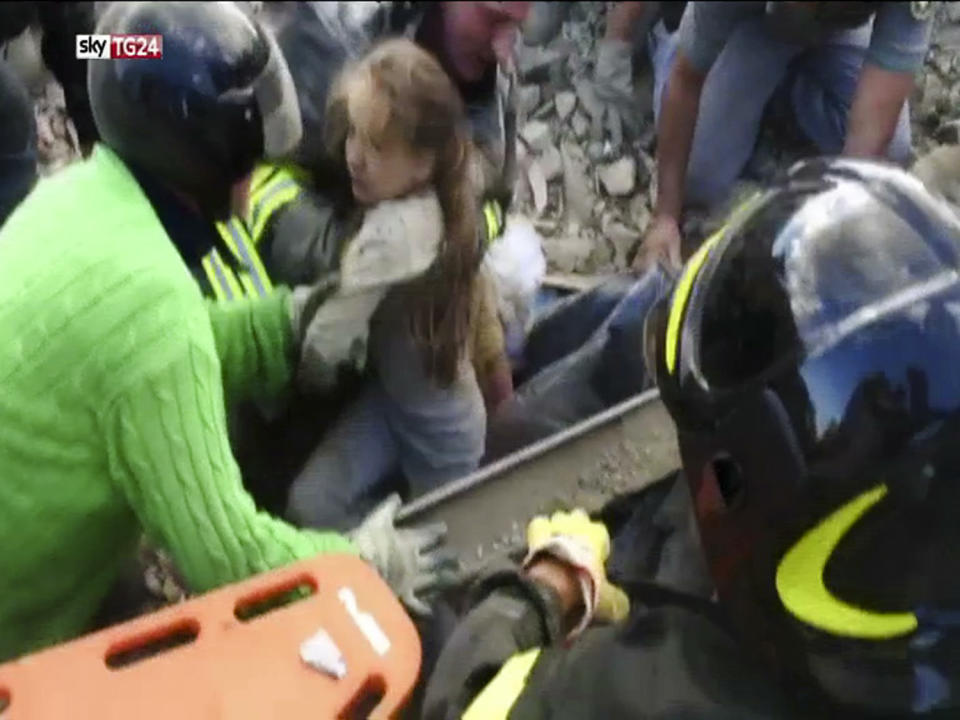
[201,163,306,302]
[247,163,304,242]
[204,218,273,301]
[462,648,542,720]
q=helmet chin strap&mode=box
[254,27,302,160]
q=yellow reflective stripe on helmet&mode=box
[663,190,765,375]
[776,484,918,639]
[664,229,723,375]
[462,648,542,720]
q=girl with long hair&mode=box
[287,37,509,530]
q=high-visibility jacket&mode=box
[200,162,311,302]
[200,159,506,303]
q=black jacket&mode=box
[421,474,826,720]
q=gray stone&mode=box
[919,72,950,121]
[574,78,605,140]
[936,118,960,144]
[636,150,655,188]
[533,99,557,120]
[598,156,636,196]
[602,214,642,268]
[932,48,954,77]
[637,124,656,152]
[543,234,594,273]
[913,144,960,209]
[518,46,565,83]
[629,193,652,232]
[555,91,577,122]
[528,160,549,215]
[948,2,960,24]
[521,120,553,154]
[571,111,590,140]
[587,141,604,162]
[586,236,616,274]
[518,84,541,118]
[561,141,595,224]
[539,145,563,182]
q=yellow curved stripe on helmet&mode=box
[463,648,542,720]
[776,484,918,639]
[664,229,723,375]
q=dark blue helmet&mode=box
[88,1,301,219]
[647,158,960,714]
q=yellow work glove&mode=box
[524,509,630,638]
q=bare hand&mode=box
[637,215,683,273]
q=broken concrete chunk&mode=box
[598,156,636,196]
[518,46,565,83]
[539,145,563,182]
[527,160,549,215]
[518,84,541,118]
[521,120,554,153]
[561,141,595,224]
[571,111,590,140]
[555,91,577,122]
[543,235,594,273]
[629,193,652,231]
[602,215,642,268]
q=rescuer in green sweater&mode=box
[0,1,455,662]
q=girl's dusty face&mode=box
[344,79,435,206]
[345,129,434,206]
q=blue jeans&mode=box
[649,18,912,208]
[286,291,486,531]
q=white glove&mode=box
[349,494,462,617]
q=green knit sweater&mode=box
[0,146,355,661]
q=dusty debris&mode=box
[521,119,553,154]
[598,156,636,197]
[560,141,595,224]
[555,91,577,122]
[509,2,960,276]
[527,159,549,214]
[518,84,542,119]
[539,144,563,182]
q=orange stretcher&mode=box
[0,553,421,719]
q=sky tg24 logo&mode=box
[76,34,163,60]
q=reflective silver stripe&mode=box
[223,220,269,297]
[210,251,235,301]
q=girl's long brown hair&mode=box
[325,38,479,387]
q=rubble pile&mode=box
[511,2,960,275]
[33,5,960,274]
